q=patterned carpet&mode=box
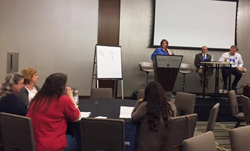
[195,121,247,151]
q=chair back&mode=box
[81,118,125,151]
[242,67,247,74]
[240,95,250,124]
[229,125,250,151]
[138,62,153,71]
[137,89,145,100]
[162,114,198,151]
[0,112,36,151]
[90,88,113,99]
[175,92,196,116]
[0,114,3,151]
[179,63,193,74]
[181,131,217,151]
[206,103,220,131]
[228,90,239,117]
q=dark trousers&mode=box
[222,67,242,90]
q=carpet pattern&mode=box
[195,121,247,151]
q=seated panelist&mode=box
[151,39,174,60]
[218,45,243,92]
[194,46,213,88]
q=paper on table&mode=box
[119,106,134,118]
[95,116,107,119]
[80,112,91,118]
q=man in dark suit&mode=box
[194,46,214,88]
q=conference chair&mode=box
[0,112,36,151]
[162,114,198,151]
[240,95,250,125]
[81,118,125,151]
[229,125,250,151]
[138,62,154,85]
[90,88,113,99]
[0,114,3,151]
[228,90,244,128]
[206,103,220,131]
[137,89,145,100]
[179,63,193,92]
[194,103,220,136]
[181,131,217,151]
[175,92,196,116]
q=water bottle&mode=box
[74,90,79,105]
[211,55,214,61]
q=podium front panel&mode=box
[153,55,183,92]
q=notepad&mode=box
[80,112,91,118]
[119,106,134,118]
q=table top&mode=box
[78,99,137,119]
[67,99,137,135]
[201,61,232,65]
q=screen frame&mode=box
[150,0,239,51]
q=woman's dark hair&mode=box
[143,81,173,131]
[160,39,169,47]
[30,73,67,111]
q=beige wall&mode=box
[0,0,249,96]
[0,0,98,95]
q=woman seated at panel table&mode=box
[0,73,27,116]
[15,68,40,109]
[26,73,80,151]
[131,81,175,151]
[151,39,174,60]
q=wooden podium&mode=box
[153,55,183,92]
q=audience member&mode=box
[194,46,214,88]
[151,39,174,60]
[219,45,243,92]
[0,73,27,116]
[26,73,80,151]
[131,81,175,151]
[16,68,40,108]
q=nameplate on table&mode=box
[156,55,182,68]
[119,106,134,118]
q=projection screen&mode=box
[153,0,238,49]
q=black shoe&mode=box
[232,87,237,93]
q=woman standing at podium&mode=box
[131,81,175,151]
[151,39,174,60]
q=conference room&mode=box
[0,0,250,151]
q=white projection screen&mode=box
[153,0,238,49]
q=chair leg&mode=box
[234,120,241,128]
[182,74,186,92]
[146,72,149,85]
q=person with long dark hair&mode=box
[131,81,175,151]
[26,73,80,151]
[0,72,27,116]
